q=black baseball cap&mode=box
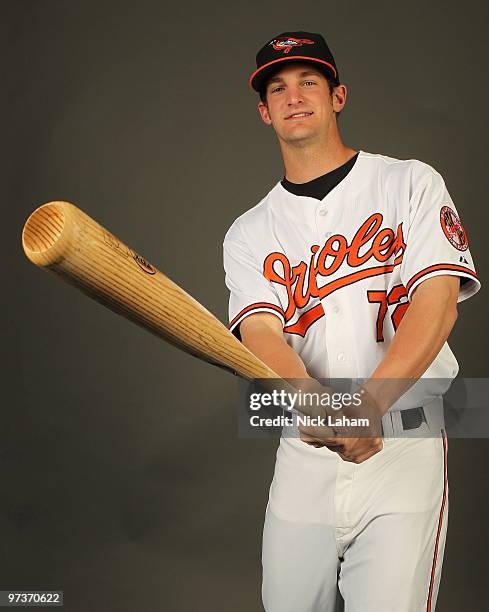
[249,31,339,93]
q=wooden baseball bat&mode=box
[21,201,280,381]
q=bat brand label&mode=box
[132,252,156,275]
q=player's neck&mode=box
[280,135,356,184]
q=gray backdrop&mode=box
[3,1,488,610]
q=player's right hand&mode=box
[297,381,384,463]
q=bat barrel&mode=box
[22,202,71,267]
[21,200,283,382]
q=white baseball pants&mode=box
[262,426,448,612]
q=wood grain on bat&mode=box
[22,201,280,380]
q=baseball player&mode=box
[223,31,480,611]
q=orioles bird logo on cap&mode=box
[270,36,315,54]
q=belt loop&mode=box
[423,397,445,435]
[381,411,395,437]
[391,410,404,436]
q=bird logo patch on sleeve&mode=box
[440,205,469,251]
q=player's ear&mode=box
[332,84,347,114]
[258,100,272,125]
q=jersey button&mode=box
[318,209,328,216]
[337,353,345,361]
[325,231,333,238]
[332,305,340,314]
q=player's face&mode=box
[258,63,345,146]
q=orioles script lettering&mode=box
[263,213,406,333]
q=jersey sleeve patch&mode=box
[399,166,480,304]
[440,206,469,251]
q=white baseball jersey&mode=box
[223,150,480,391]
[224,150,480,612]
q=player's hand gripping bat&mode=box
[22,201,280,381]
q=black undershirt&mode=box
[281,152,359,200]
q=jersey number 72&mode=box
[367,284,409,342]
